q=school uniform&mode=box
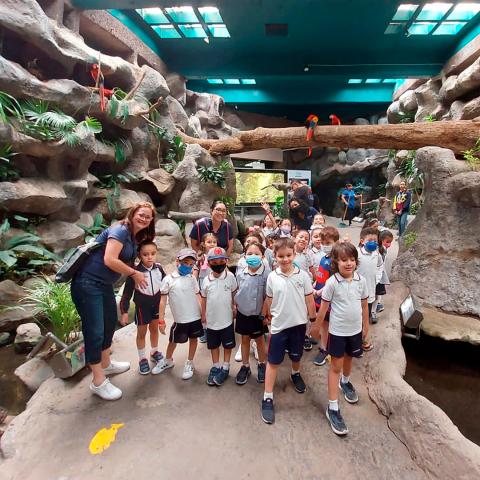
[356,246,383,315]
[120,262,165,325]
[237,255,270,271]
[375,250,390,296]
[161,272,203,344]
[201,269,237,350]
[235,264,269,339]
[266,267,313,364]
[293,250,313,274]
[321,272,369,358]
[308,246,323,270]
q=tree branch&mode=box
[124,71,146,101]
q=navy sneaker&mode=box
[138,358,150,375]
[207,366,221,386]
[236,365,251,385]
[261,398,275,424]
[150,351,164,364]
[376,303,384,313]
[291,372,306,393]
[199,328,207,344]
[340,380,359,404]
[213,367,229,386]
[303,336,313,351]
[370,312,378,324]
[326,407,348,435]
[313,348,328,366]
[257,363,266,383]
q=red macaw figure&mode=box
[90,64,114,111]
[305,114,319,157]
[329,114,342,125]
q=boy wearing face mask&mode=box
[152,249,203,379]
[201,247,238,386]
[234,242,269,385]
[312,227,340,366]
[356,228,383,350]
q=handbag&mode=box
[55,241,103,283]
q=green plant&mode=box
[174,219,186,235]
[398,111,416,124]
[0,144,20,181]
[148,124,186,171]
[107,88,130,125]
[95,172,142,217]
[78,213,108,242]
[462,138,480,170]
[23,276,81,344]
[396,150,424,202]
[409,201,423,215]
[99,137,130,165]
[388,149,397,161]
[0,219,59,280]
[272,195,288,218]
[423,114,436,122]
[218,195,235,216]
[196,160,231,188]
[403,231,417,249]
[376,182,387,197]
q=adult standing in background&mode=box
[189,200,234,255]
[71,202,156,400]
[341,183,361,226]
[393,181,412,236]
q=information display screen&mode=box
[235,170,286,204]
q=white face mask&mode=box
[321,245,333,254]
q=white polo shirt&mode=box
[293,250,313,273]
[201,270,237,330]
[321,272,368,336]
[308,246,324,270]
[356,246,383,303]
[266,267,313,334]
[160,272,201,324]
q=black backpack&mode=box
[55,242,103,283]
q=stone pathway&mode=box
[2,220,426,480]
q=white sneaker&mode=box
[90,378,122,401]
[151,358,174,375]
[103,360,130,376]
[252,341,259,361]
[182,360,194,380]
[234,345,242,362]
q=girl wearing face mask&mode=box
[372,230,394,316]
[234,242,269,385]
[152,248,203,380]
[277,218,292,238]
[356,227,383,335]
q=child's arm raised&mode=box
[261,202,277,229]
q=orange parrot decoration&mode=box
[90,64,114,111]
[305,114,318,157]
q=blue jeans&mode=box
[71,277,118,365]
[398,211,408,236]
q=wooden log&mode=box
[167,210,210,221]
[178,121,480,155]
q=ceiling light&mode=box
[152,25,181,38]
[446,3,480,21]
[207,78,223,84]
[198,6,223,23]
[178,24,207,38]
[224,79,240,84]
[165,6,199,23]
[408,21,437,34]
[137,8,169,24]
[241,79,256,84]
[304,65,310,72]
[385,22,404,34]
[392,4,419,21]
[365,79,382,84]
[207,24,231,38]
[417,3,453,21]
[348,79,362,84]
[383,78,403,83]
[433,21,467,34]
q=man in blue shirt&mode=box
[341,183,361,226]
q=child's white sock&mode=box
[213,362,221,369]
[137,348,146,360]
[291,368,300,375]
[341,374,350,384]
[165,358,174,366]
[243,363,250,368]
[222,362,230,371]
[151,347,158,355]
[329,399,339,411]
[263,391,273,401]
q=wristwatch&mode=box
[258,315,265,321]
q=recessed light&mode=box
[198,7,223,23]
[348,79,362,84]
[241,79,256,84]
[392,4,419,21]
[417,3,453,21]
[408,21,437,34]
[165,6,199,23]
[433,21,467,34]
[365,79,382,84]
[152,25,181,38]
[207,79,223,84]
[177,24,207,38]
[137,8,170,24]
[224,79,240,84]
[207,24,231,38]
[447,3,480,21]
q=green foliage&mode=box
[99,137,130,165]
[218,195,235,216]
[0,219,59,280]
[196,160,231,189]
[0,144,20,181]
[0,91,23,122]
[462,138,480,171]
[148,124,186,171]
[78,213,108,243]
[376,182,387,197]
[409,201,422,215]
[398,112,416,124]
[403,231,417,249]
[23,277,81,344]
[174,219,186,235]
[396,150,424,198]
[423,114,436,122]
[388,149,397,160]
[273,195,288,218]
[95,172,142,217]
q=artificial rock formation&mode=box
[392,147,480,317]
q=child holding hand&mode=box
[120,241,166,375]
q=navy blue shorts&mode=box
[327,332,362,358]
[169,319,203,344]
[268,324,306,365]
[235,311,266,339]
[206,324,236,350]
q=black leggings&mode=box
[346,207,355,224]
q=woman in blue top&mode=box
[71,202,155,400]
[341,183,361,226]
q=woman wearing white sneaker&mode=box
[71,202,155,400]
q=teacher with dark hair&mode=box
[71,202,156,401]
[189,200,234,255]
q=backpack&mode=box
[55,241,103,283]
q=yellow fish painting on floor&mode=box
[89,423,124,455]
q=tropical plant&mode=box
[403,231,417,249]
[462,138,480,171]
[272,195,288,218]
[196,160,231,188]
[148,124,186,172]
[95,172,142,217]
[424,114,436,122]
[396,150,424,203]
[23,276,81,345]
[398,111,416,124]
[98,137,130,165]
[0,144,20,182]
[0,219,59,280]
[78,213,108,243]
[107,88,130,125]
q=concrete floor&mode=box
[2,219,421,480]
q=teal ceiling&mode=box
[72,1,480,121]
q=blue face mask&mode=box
[364,241,378,252]
[245,255,262,267]
[178,264,193,276]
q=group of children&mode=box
[120,208,393,436]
